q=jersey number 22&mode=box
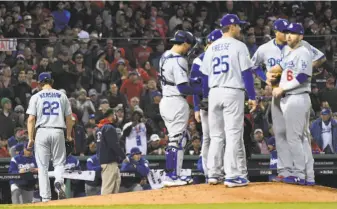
[212,55,229,74]
[42,101,60,116]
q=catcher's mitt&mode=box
[199,98,208,111]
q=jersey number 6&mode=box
[287,70,293,81]
[42,101,60,116]
[212,55,229,75]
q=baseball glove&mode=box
[268,68,282,88]
[199,98,208,111]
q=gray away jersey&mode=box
[159,50,189,96]
[26,89,72,128]
[200,37,253,89]
[252,39,325,71]
[279,45,312,94]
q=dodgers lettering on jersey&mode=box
[26,89,72,128]
[279,46,312,94]
[159,50,189,96]
[251,39,284,71]
[200,37,253,89]
[123,122,147,154]
[9,155,37,185]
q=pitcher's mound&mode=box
[41,183,337,205]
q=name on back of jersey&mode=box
[212,43,230,52]
[39,92,61,99]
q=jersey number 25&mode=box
[212,55,229,75]
[42,101,60,116]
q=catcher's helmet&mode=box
[170,30,196,45]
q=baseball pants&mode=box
[101,162,121,195]
[85,184,101,196]
[207,88,247,180]
[35,128,66,201]
[11,188,34,204]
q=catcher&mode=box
[190,29,223,184]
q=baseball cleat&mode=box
[54,182,66,200]
[282,176,305,185]
[224,177,249,188]
[305,181,315,186]
[180,176,193,184]
[208,177,222,185]
[163,176,188,187]
[272,175,284,182]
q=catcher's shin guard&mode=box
[165,132,187,179]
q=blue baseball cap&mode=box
[267,137,276,147]
[15,142,24,152]
[89,114,95,119]
[220,14,246,27]
[273,19,289,32]
[285,23,304,35]
[38,72,52,82]
[207,29,223,43]
[321,108,331,115]
[170,30,196,45]
[130,147,142,155]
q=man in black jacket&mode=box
[96,108,125,195]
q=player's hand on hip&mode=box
[248,100,257,113]
[194,111,201,123]
[272,87,284,98]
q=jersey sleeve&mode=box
[310,45,325,62]
[251,47,263,67]
[296,49,313,76]
[62,94,72,117]
[174,57,189,85]
[26,95,37,116]
[199,49,212,76]
[238,43,254,71]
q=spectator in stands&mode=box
[13,71,31,109]
[252,129,270,155]
[85,154,101,196]
[147,134,164,155]
[0,98,20,140]
[0,65,15,99]
[97,108,125,195]
[103,83,128,109]
[129,97,140,113]
[120,147,150,192]
[14,105,25,128]
[114,104,127,129]
[88,89,99,109]
[87,114,96,126]
[318,76,337,112]
[123,107,148,155]
[93,50,111,94]
[111,59,128,88]
[185,135,201,156]
[73,52,92,91]
[310,83,321,115]
[52,2,71,33]
[35,57,51,77]
[310,108,337,154]
[143,61,158,80]
[0,135,10,158]
[8,142,38,204]
[76,89,95,125]
[140,79,160,118]
[120,71,144,102]
[70,113,86,156]
[95,98,110,123]
[187,120,200,138]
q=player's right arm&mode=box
[239,43,257,111]
[63,94,73,141]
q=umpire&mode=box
[96,108,125,194]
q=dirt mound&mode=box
[39,183,337,206]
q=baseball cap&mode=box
[1,97,11,107]
[130,147,142,155]
[89,114,95,119]
[103,108,115,118]
[15,143,24,152]
[273,19,289,32]
[38,72,52,82]
[149,134,160,142]
[207,29,223,43]
[254,129,263,134]
[220,14,246,27]
[285,23,304,35]
[170,30,196,45]
[267,137,276,147]
[321,108,331,115]
[88,89,97,97]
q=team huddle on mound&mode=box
[159,13,326,188]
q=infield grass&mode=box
[3,203,337,209]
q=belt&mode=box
[37,126,64,130]
[211,86,244,91]
[163,95,187,99]
[283,91,309,98]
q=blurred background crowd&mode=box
[0,0,337,161]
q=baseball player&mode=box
[9,142,38,204]
[267,23,313,184]
[159,30,202,187]
[252,19,326,185]
[190,29,223,184]
[199,14,257,187]
[26,72,73,202]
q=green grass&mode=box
[2,203,337,209]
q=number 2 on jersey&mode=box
[212,55,229,75]
[42,101,60,115]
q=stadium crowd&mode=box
[1,0,337,202]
